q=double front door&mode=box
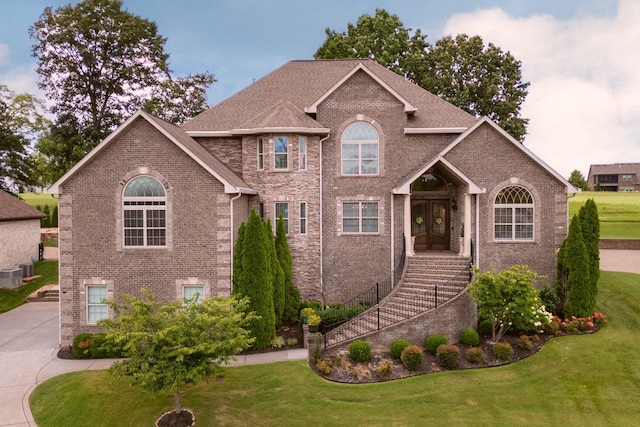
[411,199,450,251]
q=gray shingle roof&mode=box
[183,59,477,132]
[0,190,46,222]
[589,163,640,176]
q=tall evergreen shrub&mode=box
[42,205,51,228]
[51,205,58,227]
[232,223,247,298]
[578,198,600,309]
[266,219,285,327]
[560,215,592,317]
[276,215,300,323]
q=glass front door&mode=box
[411,200,450,251]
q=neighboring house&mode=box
[0,190,44,270]
[49,59,578,346]
[587,163,640,191]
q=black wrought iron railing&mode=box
[324,269,470,349]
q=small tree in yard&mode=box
[557,215,592,318]
[579,199,600,308]
[469,265,551,342]
[99,289,255,417]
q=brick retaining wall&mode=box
[599,239,640,250]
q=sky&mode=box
[0,0,637,179]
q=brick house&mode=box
[49,59,577,346]
[587,163,640,191]
[0,190,44,274]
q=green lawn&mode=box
[0,261,58,314]
[30,270,640,426]
[569,191,640,238]
[18,192,58,210]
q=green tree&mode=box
[232,222,247,298]
[568,169,588,191]
[578,199,600,308]
[276,215,300,323]
[266,219,285,327]
[469,265,551,342]
[315,9,529,141]
[99,289,255,415]
[235,210,276,349]
[557,215,592,318]
[29,0,214,177]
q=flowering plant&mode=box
[300,307,316,319]
[307,314,321,326]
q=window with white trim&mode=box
[341,122,379,175]
[299,136,307,170]
[494,185,534,240]
[123,176,166,247]
[257,137,265,170]
[183,285,204,304]
[299,202,307,234]
[275,202,289,234]
[342,201,379,233]
[87,285,108,323]
[274,136,288,170]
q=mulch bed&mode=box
[313,329,600,384]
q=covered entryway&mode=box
[411,199,450,251]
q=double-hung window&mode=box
[299,137,307,170]
[274,136,288,170]
[183,285,204,304]
[342,201,379,233]
[341,122,379,175]
[299,202,307,234]
[494,185,534,241]
[257,137,265,170]
[123,176,166,247]
[87,285,107,323]
[275,202,289,234]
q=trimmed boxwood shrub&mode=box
[72,333,94,359]
[400,345,424,371]
[349,339,371,363]
[425,334,447,355]
[390,339,410,359]
[478,319,493,337]
[459,328,480,346]
[492,342,514,361]
[436,344,460,369]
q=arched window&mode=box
[341,121,379,175]
[494,185,534,241]
[123,176,166,247]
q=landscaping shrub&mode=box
[466,347,484,364]
[299,300,322,311]
[539,283,560,315]
[72,333,94,359]
[376,358,393,378]
[478,319,493,337]
[286,337,298,347]
[316,357,333,375]
[271,336,285,349]
[88,333,124,358]
[390,339,410,359]
[350,364,372,381]
[400,345,424,371]
[518,335,533,350]
[492,342,514,361]
[436,344,460,369]
[318,302,370,330]
[425,334,447,355]
[459,328,480,346]
[349,339,371,363]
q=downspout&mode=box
[390,193,394,279]
[475,193,480,269]
[319,133,330,305]
[229,191,242,295]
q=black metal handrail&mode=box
[324,268,470,348]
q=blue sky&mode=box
[1,0,636,178]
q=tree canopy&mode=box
[314,9,529,141]
[29,0,214,183]
[568,169,588,191]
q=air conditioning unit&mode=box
[20,263,34,278]
[0,268,23,288]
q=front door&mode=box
[411,200,450,251]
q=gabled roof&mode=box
[439,117,579,194]
[393,156,485,195]
[231,100,330,135]
[183,59,478,134]
[48,110,256,195]
[0,190,45,222]
[588,163,640,176]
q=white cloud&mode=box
[0,43,9,66]
[443,0,640,178]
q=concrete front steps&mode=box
[324,254,471,349]
[27,286,59,302]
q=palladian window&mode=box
[494,185,534,241]
[123,176,166,247]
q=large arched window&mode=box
[341,121,379,175]
[494,185,534,241]
[123,176,166,247]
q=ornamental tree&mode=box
[99,289,255,414]
[469,265,551,342]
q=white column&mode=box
[463,193,472,257]
[404,194,414,256]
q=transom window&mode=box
[87,285,107,323]
[123,176,166,247]
[274,136,288,170]
[341,122,379,175]
[275,202,289,234]
[342,201,379,233]
[494,185,534,241]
